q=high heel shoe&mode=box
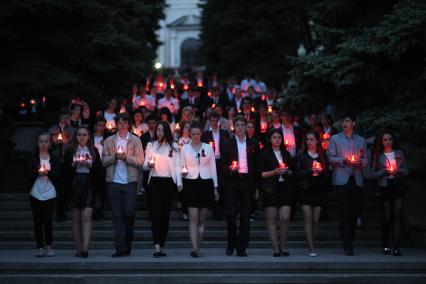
[191,251,200,258]
[280,249,290,257]
[393,248,402,256]
[272,252,281,257]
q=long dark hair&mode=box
[265,129,288,155]
[31,132,51,162]
[67,126,97,161]
[301,130,328,174]
[153,121,177,151]
[372,131,400,170]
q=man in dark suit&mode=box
[140,113,157,151]
[221,115,260,257]
[237,97,260,135]
[201,110,231,220]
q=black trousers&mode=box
[147,177,177,247]
[335,177,362,250]
[225,175,251,251]
[107,182,137,252]
[29,196,56,248]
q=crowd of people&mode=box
[28,73,409,259]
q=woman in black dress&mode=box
[295,130,329,257]
[259,129,294,257]
[180,121,219,257]
[64,126,102,258]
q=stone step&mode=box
[1,248,425,284]
[0,240,414,249]
[0,229,399,241]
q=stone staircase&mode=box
[0,154,425,284]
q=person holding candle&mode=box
[180,121,219,257]
[373,131,409,256]
[201,111,231,221]
[64,126,103,258]
[102,113,145,257]
[143,121,182,257]
[295,130,329,256]
[327,113,368,256]
[29,133,61,257]
[48,108,76,222]
[92,117,108,220]
[132,86,156,111]
[157,86,180,116]
[259,129,294,257]
[102,97,118,135]
[221,115,260,257]
[131,108,149,138]
[176,120,192,220]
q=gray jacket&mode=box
[328,132,368,187]
[373,150,409,187]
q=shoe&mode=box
[236,250,247,257]
[272,252,281,257]
[153,252,162,258]
[225,247,234,256]
[111,250,127,258]
[344,249,354,256]
[159,251,167,257]
[382,247,391,255]
[393,249,402,256]
[308,250,318,257]
[191,251,200,258]
[75,251,83,258]
[35,249,45,258]
[80,251,89,258]
[47,250,55,257]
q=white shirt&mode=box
[74,145,92,173]
[236,136,248,174]
[133,94,156,111]
[384,151,396,179]
[282,124,296,158]
[273,150,285,182]
[104,111,116,129]
[150,143,173,178]
[94,135,104,159]
[180,143,218,187]
[157,96,180,114]
[235,98,242,112]
[30,158,56,201]
[132,123,149,137]
[113,132,130,184]
[210,127,221,158]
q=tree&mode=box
[287,0,426,133]
[199,0,317,86]
[0,0,165,105]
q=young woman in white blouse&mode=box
[29,133,60,257]
[64,127,102,258]
[143,121,182,258]
[180,122,219,257]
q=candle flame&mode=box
[57,133,63,141]
[267,106,273,113]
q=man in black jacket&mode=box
[201,110,231,220]
[221,115,260,257]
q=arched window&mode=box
[180,38,201,69]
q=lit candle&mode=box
[197,81,203,87]
[261,122,267,133]
[284,139,290,146]
[38,164,47,173]
[170,84,175,90]
[20,102,26,108]
[251,107,255,112]
[106,121,114,130]
[181,165,188,176]
[208,91,212,97]
[57,133,63,142]
[120,106,126,113]
[278,162,287,170]
[230,125,234,132]
[212,103,216,109]
[140,100,145,107]
[175,123,181,131]
[159,82,164,88]
[312,161,323,176]
[348,154,358,164]
[116,145,124,154]
[149,156,155,166]
[267,106,273,113]
[322,133,330,140]
[259,142,264,149]
[261,95,266,101]
[386,162,397,175]
[321,141,328,150]
[30,99,36,105]
[230,160,239,171]
[209,141,215,151]
[183,84,189,91]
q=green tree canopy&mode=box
[0,0,165,103]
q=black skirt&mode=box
[183,177,214,208]
[378,179,406,202]
[262,181,292,208]
[71,173,95,209]
[298,176,326,207]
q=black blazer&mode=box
[140,131,154,152]
[29,153,62,192]
[221,136,260,189]
[63,147,103,194]
[259,147,293,192]
[294,151,329,190]
[279,125,304,155]
[201,128,231,157]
